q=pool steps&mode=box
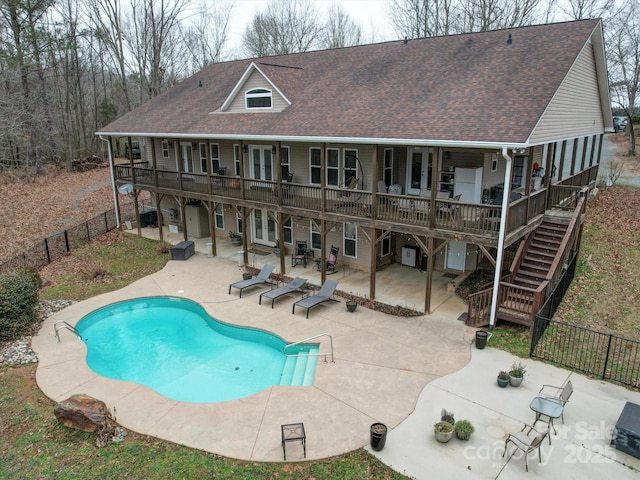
[280,346,319,386]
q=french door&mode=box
[181,143,194,173]
[252,209,277,246]
[406,148,432,195]
[250,145,273,180]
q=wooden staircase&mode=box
[465,188,586,328]
[495,220,569,326]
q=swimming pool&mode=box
[76,297,318,403]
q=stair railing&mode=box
[283,333,334,363]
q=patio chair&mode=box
[292,279,339,318]
[291,240,309,267]
[314,245,339,274]
[259,277,308,308]
[503,424,549,472]
[228,264,275,298]
[537,380,573,423]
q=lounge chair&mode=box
[259,277,308,308]
[292,279,339,318]
[228,264,275,298]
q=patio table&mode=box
[530,396,563,444]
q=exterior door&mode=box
[181,143,194,173]
[252,208,277,246]
[406,148,432,195]
[250,145,273,180]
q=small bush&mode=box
[0,269,40,341]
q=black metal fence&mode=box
[0,202,137,276]
[530,251,640,387]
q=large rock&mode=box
[53,394,108,432]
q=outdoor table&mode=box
[530,396,563,444]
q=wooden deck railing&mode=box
[114,167,570,239]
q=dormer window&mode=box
[245,88,272,109]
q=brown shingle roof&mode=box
[98,19,601,145]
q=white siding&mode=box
[529,39,605,144]
[226,70,288,113]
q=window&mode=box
[283,217,292,245]
[236,213,243,234]
[381,231,391,257]
[384,148,393,186]
[309,147,321,184]
[281,146,290,180]
[326,148,339,186]
[245,88,272,109]
[199,143,207,173]
[491,152,498,172]
[210,143,220,174]
[344,149,358,186]
[344,223,357,257]
[215,204,224,230]
[311,221,321,250]
[234,144,240,176]
[162,140,169,159]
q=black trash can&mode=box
[475,331,488,349]
[370,423,387,451]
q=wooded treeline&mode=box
[0,0,636,178]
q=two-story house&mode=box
[97,19,612,328]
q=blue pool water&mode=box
[76,297,316,403]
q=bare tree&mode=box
[607,0,639,156]
[457,0,543,32]
[242,0,323,57]
[563,0,617,19]
[323,3,362,49]
[389,0,456,39]
[182,1,232,74]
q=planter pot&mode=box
[231,238,242,247]
[242,273,252,281]
[435,430,454,443]
[370,423,387,451]
[346,302,357,312]
[475,331,488,349]
[497,377,509,388]
[509,374,524,387]
[274,248,280,257]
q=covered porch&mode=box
[125,224,468,316]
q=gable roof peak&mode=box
[220,61,291,112]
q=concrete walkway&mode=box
[33,252,472,462]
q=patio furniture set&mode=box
[503,380,573,471]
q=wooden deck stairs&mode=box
[465,190,586,328]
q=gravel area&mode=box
[0,300,74,366]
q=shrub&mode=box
[0,269,40,341]
[440,409,455,425]
[454,420,474,441]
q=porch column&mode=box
[489,148,514,329]
[278,211,285,274]
[425,236,434,314]
[369,145,379,299]
[107,135,121,229]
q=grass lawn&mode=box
[1,231,408,480]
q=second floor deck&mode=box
[115,162,597,247]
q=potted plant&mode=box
[273,240,280,257]
[229,231,242,246]
[433,421,454,443]
[440,409,455,425]
[454,419,474,441]
[509,361,527,387]
[346,299,357,312]
[497,371,510,388]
